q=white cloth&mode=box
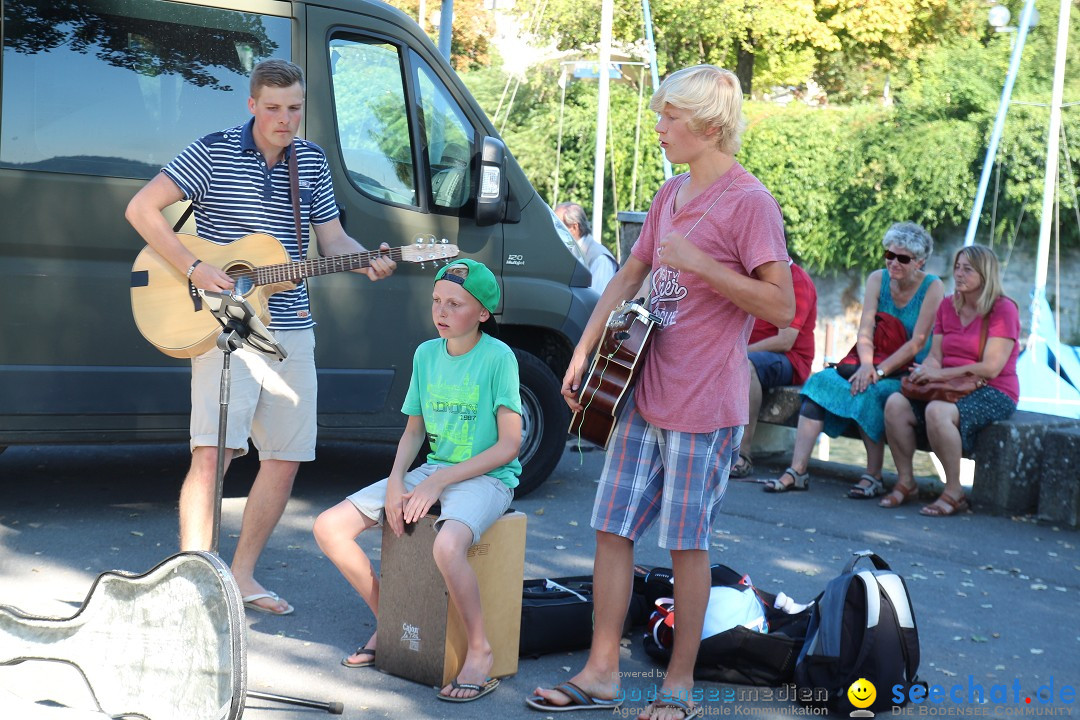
[578,234,618,293]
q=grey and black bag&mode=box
[794,551,922,714]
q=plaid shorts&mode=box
[590,393,738,550]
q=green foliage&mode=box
[463,64,667,251]
[458,0,1080,272]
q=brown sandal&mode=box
[920,493,971,517]
[879,481,918,508]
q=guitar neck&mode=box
[239,247,402,286]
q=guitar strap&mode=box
[288,140,304,287]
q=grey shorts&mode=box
[190,328,316,461]
[346,463,514,544]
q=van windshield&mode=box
[0,0,290,178]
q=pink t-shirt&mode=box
[935,295,1021,403]
[631,163,789,432]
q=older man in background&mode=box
[556,202,618,294]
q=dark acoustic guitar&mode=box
[0,551,246,720]
[568,300,661,449]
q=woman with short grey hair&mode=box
[765,222,945,497]
[882,222,933,261]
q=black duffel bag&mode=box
[642,564,812,686]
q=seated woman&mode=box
[765,222,944,496]
[882,244,1019,516]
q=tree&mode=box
[382,0,495,70]
[510,0,982,99]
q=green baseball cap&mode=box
[434,258,500,313]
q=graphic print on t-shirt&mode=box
[650,265,687,328]
[424,371,480,463]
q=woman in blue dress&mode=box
[764,222,944,497]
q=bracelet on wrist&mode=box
[186,259,202,279]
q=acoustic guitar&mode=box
[130,234,459,358]
[568,300,661,449]
[0,551,245,720]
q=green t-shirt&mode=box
[402,333,522,488]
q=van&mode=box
[0,0,596,495]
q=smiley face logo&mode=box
[847,678,876,709]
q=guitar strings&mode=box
[224,247,411,286]
[573,324,630,464]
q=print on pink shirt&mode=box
[650,265,688,328]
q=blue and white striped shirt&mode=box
[162,119,340,330]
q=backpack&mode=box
[794,551,922,714]
[642,564,813,686]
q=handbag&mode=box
[831,312,910,379]
[900,314,988,403]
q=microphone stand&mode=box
[201,290,344,716]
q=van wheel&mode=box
[514,349,569,497]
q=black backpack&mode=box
[642,564,812,686]
[794,551,922,714]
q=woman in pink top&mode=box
[882,244,1020,517]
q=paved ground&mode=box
[0,441,1077,719]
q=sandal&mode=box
[848,473,884,499]
[730,453,754,479]
[763,467,809,493]
[920,493,971,517]
[340,646,376,668]
[878,481,918,508]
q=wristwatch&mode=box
[875,367,886,379]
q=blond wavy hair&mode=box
[649,65,746,154]
[952,244,1006,316]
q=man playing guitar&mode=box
[125,59,396,615]
[528,65,795,720]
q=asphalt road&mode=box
[0,442,1077,719]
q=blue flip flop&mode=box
[525,681,623,712]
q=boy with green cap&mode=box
[314,259,521,702]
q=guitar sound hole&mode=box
[233,274,254,296]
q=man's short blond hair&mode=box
[649,65,746,154]
[250,58,305,98]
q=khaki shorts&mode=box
[190,328,316,461]
[347,463,513,544]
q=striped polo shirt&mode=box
[162,119,340,330]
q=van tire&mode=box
[514,349,569,497]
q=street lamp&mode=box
[988,3,1039,32]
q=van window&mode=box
[0,0,290,178]
[329,38,418,206]
[412,50,474,212]
[328,35,475,214]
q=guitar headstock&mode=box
[401,236,460,268]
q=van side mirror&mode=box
[476,136,508,227]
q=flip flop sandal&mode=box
[848,473,884,499]
[524,681,623,711]
[340,646,375,668]
[879,481,918,508]
[729,453,754,479]
[644,698,704,719]
[763,467,809,493]
[242,591,294,616]
[920,493,971,517]
[436,677,499,703]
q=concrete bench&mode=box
[757,386,1080,521]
